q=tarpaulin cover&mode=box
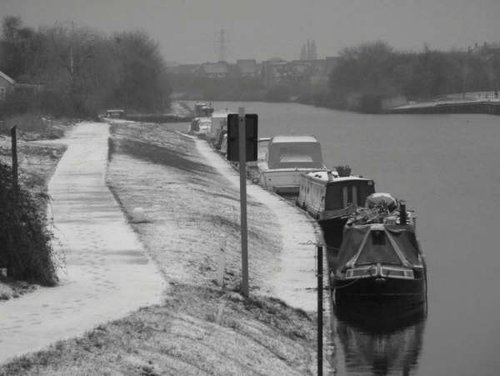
[268,142,324,169]
[335,224,422,272]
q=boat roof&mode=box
[211,110,231,118]
[336,223,423,269]
[304,170,372,183]
[271,135,319,144]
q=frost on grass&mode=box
[106,122,282,292]
[0,285,318,376]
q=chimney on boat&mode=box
[399,200,407,225]
[327,170,334,181]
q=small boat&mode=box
[193,102,214,118]
[105,109,125,118]
[332,195,427,305]
[208,110,231,145]
[189,117,212,137]
[296,167,375,248]
[257,135,326,195]
[247,138,271,182]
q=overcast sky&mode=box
[2,0,500,64]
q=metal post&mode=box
[11,126,18,193]
[238,107,249,298]
[317,245,323,376]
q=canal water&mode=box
[207,101,500,375]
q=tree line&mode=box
[0,16,171,118]
[326,41,500,112]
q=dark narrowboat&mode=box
[332,197,427,305]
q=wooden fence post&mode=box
[11,126,18,194]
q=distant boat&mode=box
[105,109,125,119]
[189,116,212,137]
[332,195,427,305]
[193,102,214,118]
[208,109,231,144]
[257,135,327,195]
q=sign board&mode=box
[227,114,258,162]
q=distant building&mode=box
[288,60,313,77]
[168,64,201,75]
[236,59,258,78]
[261,58,288,87]
[0,70,15,101]
[300,40,318,60]
[199,62,229,78]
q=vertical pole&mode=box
[238,107,249,298]
[317,245,323,376]
[11,126,18,193]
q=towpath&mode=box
[195,138,321,312]
[0,122,164,364]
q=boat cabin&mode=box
[258,135,327,194]
[106,109,125,118]
[336,223,424,279]
[265,135,324,170]
[297,171,375,219]
[194,102,214,117]
[297,170,375,248]
[209,110,231,143]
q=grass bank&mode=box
[0,120,331,374]
[0,284,319,376]
[106,122,283,293]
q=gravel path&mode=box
[0,122,164,364]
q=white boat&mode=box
[208,109,231,143]
[257,135,327,194]
[194,102,214,117]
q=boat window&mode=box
[325,184,343,210]
[325,181,375,210]
[352,185,358,206]
[342,186,348,208]
[357,181,376,205]
[258,140,269,161]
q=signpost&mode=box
[227,109,258,298]
[238,108,249,297]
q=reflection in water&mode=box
[333,299,427,375]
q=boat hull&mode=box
[334,294,427,332]
[259,168,325,194]
[318,216,349,250]
[333,271,427,306]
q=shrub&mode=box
[0,114,64,140]
[0,163,57,285]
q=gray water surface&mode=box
[207,101,500,376]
